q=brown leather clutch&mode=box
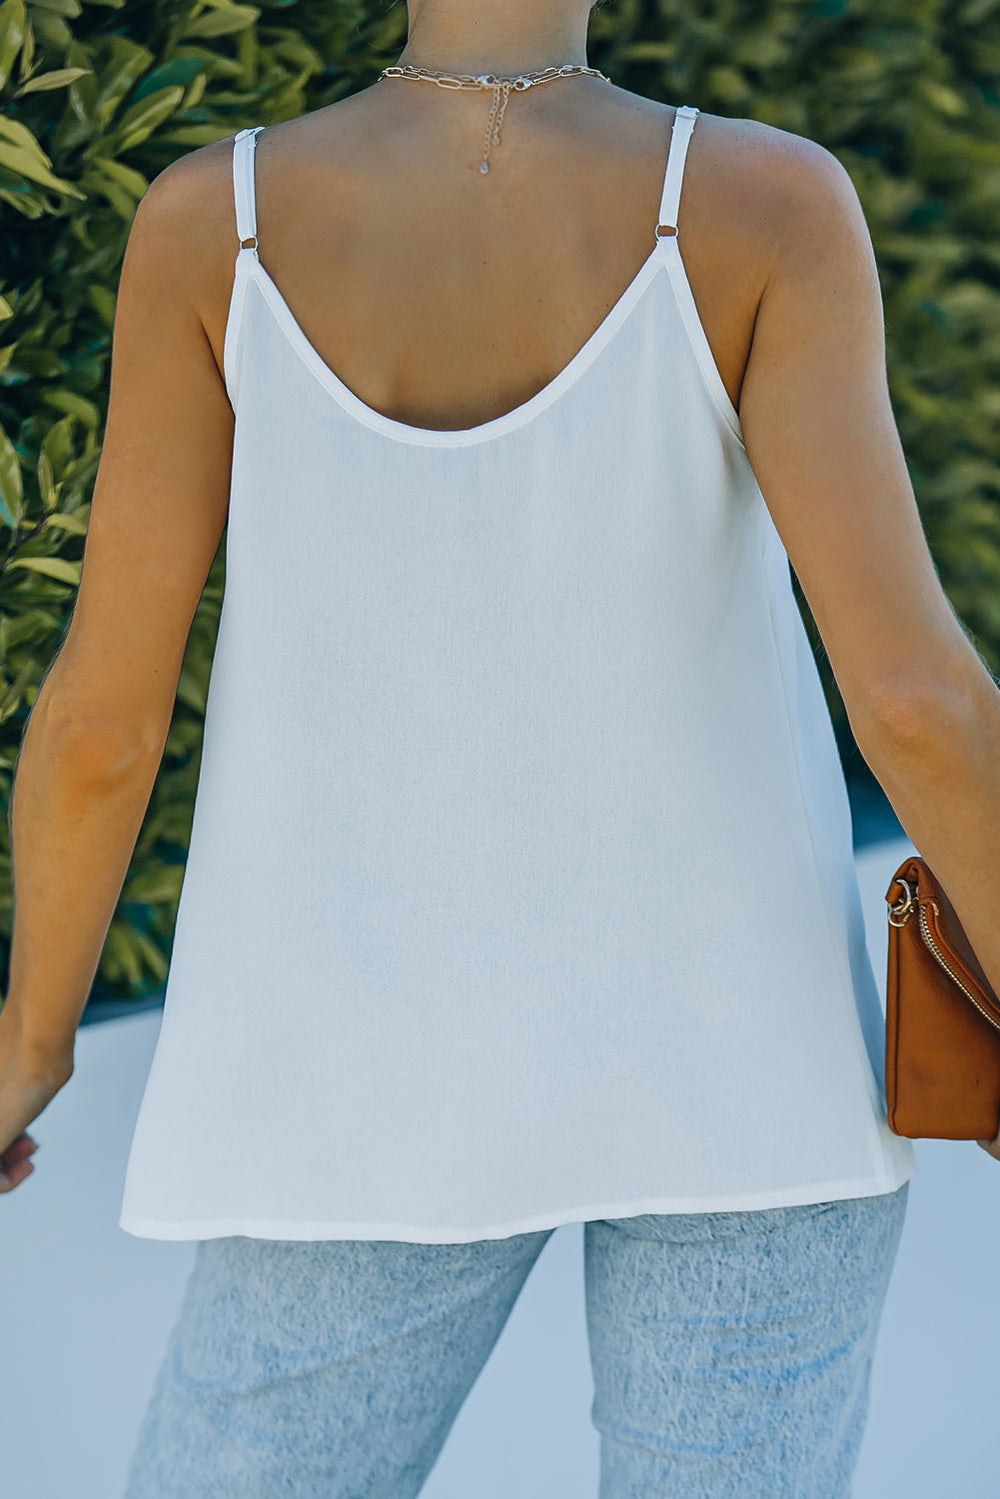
[885,854,1000,1140]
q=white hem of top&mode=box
[119,1162,915,1243]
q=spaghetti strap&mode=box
[232,125,265,255]
[656,105,700,240]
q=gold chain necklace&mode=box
[377,62,610,174]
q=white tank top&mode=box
[119,106,914,1243]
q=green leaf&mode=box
[175,658,208,713]
[36,448,55,505]
[0,114,48,153]
[100,919,169,990]
[93,35,154,130]
[40,510,87,535]
[619,41,679,61]
[82,171,136,221]
[919,80,970,117]
[0,0,26,92]
[706,64,750,103]
[0,186,49,219]
[40,415,73,477]
[27,0,81,15]
[85,283,116,327]
[6,556,81,584]
[0,422,23,530]
[5,607,61,649]
[86,154,146,197]
[26,6,70,51]
[122,864,184,904]
[109,84,185,153]
[16,7,31,78]
[129,928,170,981]
[180,70,207,111]
[181,2,260,40]
[157,124,236,147]
[14,63,91,93]
[0,140,86,199]
[99,922,143,988]
[0,659,35,724]
[959,0,1000,20]
[126,55,205,105]
[40,389,101,427]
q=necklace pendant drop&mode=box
[376,61,611,178]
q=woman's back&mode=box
[187,82,768,433]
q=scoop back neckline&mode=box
[234,241,672,447]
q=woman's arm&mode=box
[737,131,1000,1039]
[0,146,237,1086]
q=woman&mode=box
[3,0,999,1492]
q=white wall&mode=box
[2,834,999,1499]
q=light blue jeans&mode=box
[123,1182,908,1498]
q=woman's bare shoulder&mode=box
[135,129,244,250]
[127,129,272,377]
[129,109,366,361]
[679,105,862,254]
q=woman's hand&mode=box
[0,1011,73,1192]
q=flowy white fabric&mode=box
[119,106,915,1242]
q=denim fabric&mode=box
[123,1182,907,1498]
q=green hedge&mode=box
[1,0,998,1005]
